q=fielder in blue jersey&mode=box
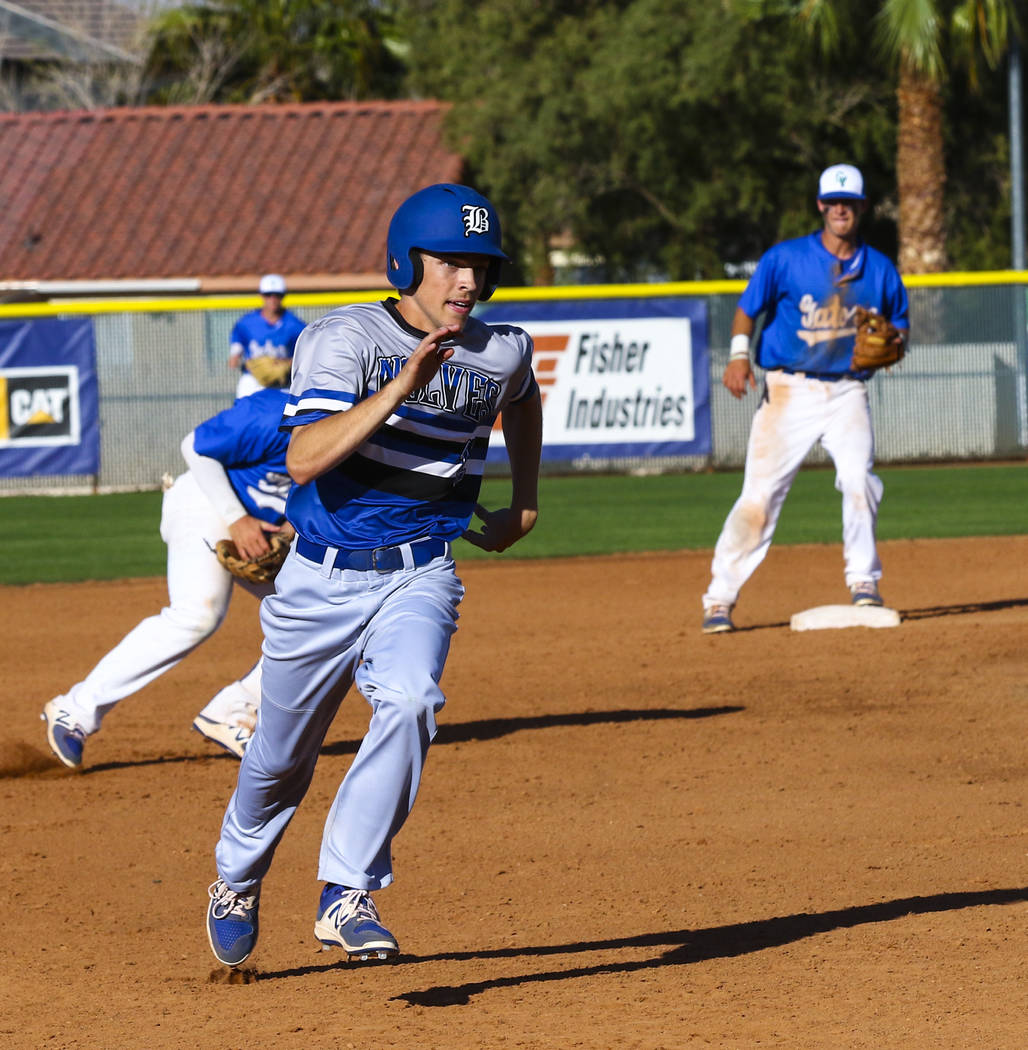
[229,274,307,399]
[701,164,909,634]
[41,389,294,768]
[205,184,543,968]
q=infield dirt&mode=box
[2,536,1026,1049]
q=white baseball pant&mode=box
[56,471,271,735]
[215,547,464,894]
[704,371,883,608]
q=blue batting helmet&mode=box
[386,183,508,301]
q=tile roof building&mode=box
[0,99,464,297]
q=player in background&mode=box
[701,164,909,634]
[229,274,307,399]
[204,183,542,968]
[40,388,294,768]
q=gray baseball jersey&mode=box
[215,298,537,895]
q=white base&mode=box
[790,604,901,631]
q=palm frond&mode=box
[951,0,1017,71]
[874,0,945,79]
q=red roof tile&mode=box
[0,100,464,286]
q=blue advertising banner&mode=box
[479,297,710,463]
[0,318,99,478]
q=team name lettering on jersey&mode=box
[377,357,501,422]
[245,471,291,516]
[796,294,858,348]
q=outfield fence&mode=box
[1,274,1026,493]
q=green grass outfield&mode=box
[3,462,1026,585]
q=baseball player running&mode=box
[229,274,307,399]
[205,183,542,968]
[701,164,909,633]
[41,388,294,768]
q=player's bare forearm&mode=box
[730,306,754,339]
[287,396,403,484]
[503,389,542,515]
[725,307,757,398]
[462,391,541,553]
[287,325,457,484]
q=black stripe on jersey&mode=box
[278,405,329,433]
[371,429,491,470]
[374,420,476,461]
[337,453,483,503]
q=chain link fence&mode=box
[2,281,1026,494]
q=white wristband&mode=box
[729,333,750,361]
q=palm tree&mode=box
[743,0,1019,273]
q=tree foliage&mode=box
[399,0,903,281]
[400,0,1014,280]
[739,0,1019,271]
[18,0,990,279]
[943,64,1012,270]
[740,0,1018,83]
[142,0,407,104]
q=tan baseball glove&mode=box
[850,307,905,372]
[215,531,292,585]
[246,355,292,388]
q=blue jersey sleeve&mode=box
[193,388,291,468]
[192,389,292,524]
[740,233,906,375]
[738,248,782,320]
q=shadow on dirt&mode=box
[732,596,1028,632]
[71,750,235,775]
[323,704,745,755]
[37,705,744,776]
[375,886,1028,1006]
[900,597,1028,621]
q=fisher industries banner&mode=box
[0,318,99,478]
[481,297,710,462]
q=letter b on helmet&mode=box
[386,184,508,301]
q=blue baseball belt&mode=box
[295,535,448,573]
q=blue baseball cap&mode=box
[817,164,866,201]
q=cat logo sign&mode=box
[0,367,80,447]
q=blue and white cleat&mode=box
[41,698,87,769]
[206,879,260,967]
[849,581,884,607]
[192,711,254,760]
[701,603,735,634]
[314,884,399,962]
